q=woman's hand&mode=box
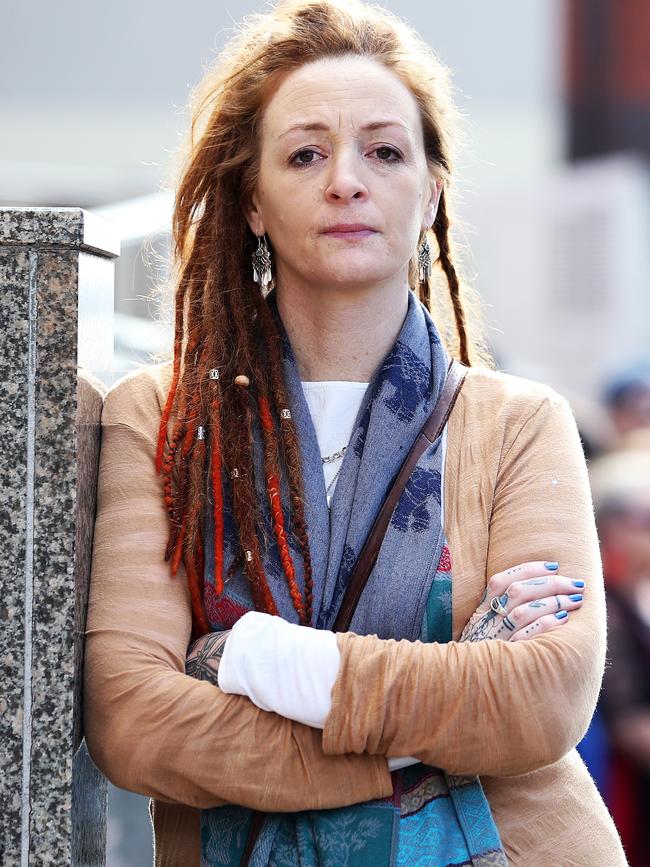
[460,560,586,643]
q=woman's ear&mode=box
[242,190,266,237]
[422,177,443,230]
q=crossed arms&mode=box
[84,376,605,810]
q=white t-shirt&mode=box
[300,380,370,506]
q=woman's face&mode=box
[244,55,442,295]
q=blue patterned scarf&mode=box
[200,289,506,866]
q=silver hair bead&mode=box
[245,550,253,562]
[209,368,220,380]
[280,408,292,420]
[196,425,205,440]
[231,467,239,479]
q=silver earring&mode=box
[418,233,432,282]
[252,233,273,295]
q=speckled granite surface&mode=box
[0,245,30,866]
[0,208,115,866]
[0,207,120,258]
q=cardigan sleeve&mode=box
[83,374,392,812]
[321,389,607,777]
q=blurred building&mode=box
[566,0,650,162]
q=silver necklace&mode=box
[321,445,347,464]
[325,464,344,497]
[323,445,347,502]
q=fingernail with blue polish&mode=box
[544,562,559,570]
[569,594,583,602]
[572,580,585,588]
[555,611,568,620]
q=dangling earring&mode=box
[418,232,432,282]
[252,233,273,295]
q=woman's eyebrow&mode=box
[277,119,411,140]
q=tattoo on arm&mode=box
[186,630,231,687]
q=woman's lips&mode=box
[321,224,378,238]
[325,229,376,238]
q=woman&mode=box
[84,1,626,864]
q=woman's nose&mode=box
[323,153,368,202]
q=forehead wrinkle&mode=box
[275,121,417,149]
[266,74,420,132]
[273,105,418,142]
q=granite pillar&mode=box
[0,208,118,866]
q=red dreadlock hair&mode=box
[155,0,492,637]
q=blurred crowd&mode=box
[576,360,650,866]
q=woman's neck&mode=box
[275,282,409,382]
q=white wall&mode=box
[1,0,564,207]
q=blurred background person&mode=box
[590,448,650,866]
[602,362,650,449]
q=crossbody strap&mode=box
[332,357,468,633]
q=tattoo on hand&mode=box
[186,630,231,687]
[461,608,506,642]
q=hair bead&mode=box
[234,374,250,387]
[196,425,205,440]
[231,467,239,479]
[280,408,291,420]
[245,550,253,562]
[209,368,220,380]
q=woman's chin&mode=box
[313,275,393,292]
[304,260,398,290]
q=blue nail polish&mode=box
[569,594,583,602]
[572,580,585,588]
[544,562,559,570]
[555,610,568,619]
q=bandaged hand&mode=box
[186,614,417,771]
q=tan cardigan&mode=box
[84,360,627,866]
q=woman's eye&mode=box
[290,149,321,168]
[373,145,402,162]
[289,146,402,168]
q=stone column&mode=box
[0,208,118,866]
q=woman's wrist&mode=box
[186,630,231,687]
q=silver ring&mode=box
[490,596,509,617]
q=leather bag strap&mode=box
[331,357,468,633]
